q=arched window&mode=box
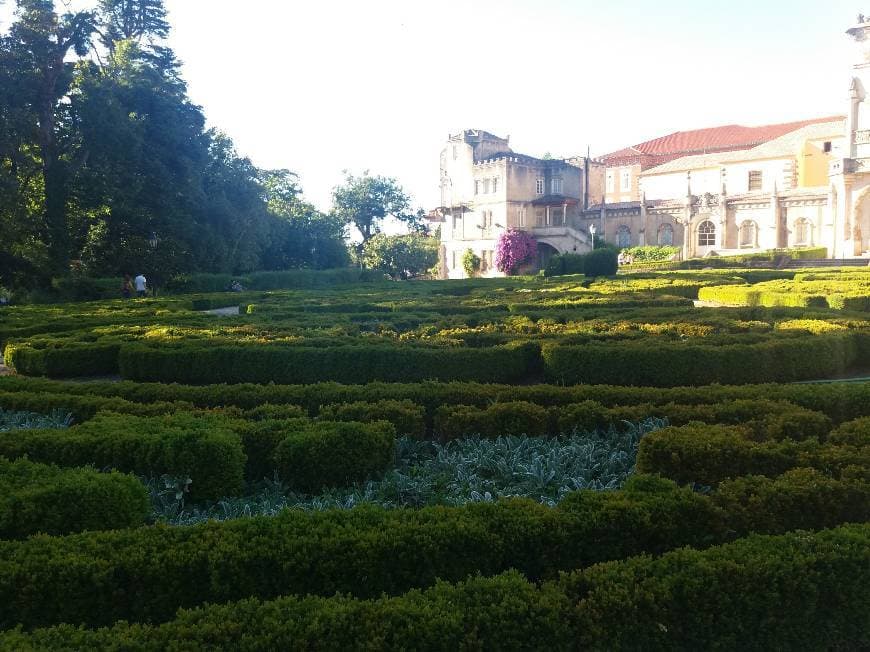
[697,220,716,247]
[795,218,812,246]
[658,223,674,246]
[738,220,757,248]
[617,225,631,248]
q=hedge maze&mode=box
[0,267,868,649]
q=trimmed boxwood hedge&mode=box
[317,399,425,439]
[713,468,870,534]
[636,422,870,485]
[0,476,724,630]
[3,524,867,650]
[4,341,121,377]
[0,457,150,539]
[434,401,551,440]
[1,377,868,426]
[829,416,870,447]
[118,341,540,385]
[273,420,396,491]
[0,470,867,633]
[0,413,245,501]
[542,332,862,386]
[0,389,192,422]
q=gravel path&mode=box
[204,305,240,316]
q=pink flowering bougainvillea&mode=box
[495,228,537,274]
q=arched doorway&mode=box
[536,242,559,271]
[851,186,870,255]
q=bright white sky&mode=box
[1,0,864,214]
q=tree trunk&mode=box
[38,54,70,276]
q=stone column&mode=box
[639,193,647,245]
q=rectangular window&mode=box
[621,170,631,192]
[823,141,832,153]
[606,172,615,194]
[518,207,526,227]
[536,178,544,195]
[452,250,457,269]
[483,178,491,194]
[535,208,545,226]
[748,170,762,192]
[551,178,563,194]
[492,177,499,194]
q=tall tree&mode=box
[96,0,168,51]
[6,0,94,274]
[331,172,420,244]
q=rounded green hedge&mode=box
[0,457,149,539]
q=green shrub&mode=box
[714,468,870,534]
[636,422,869,485]
[0,457,149,539]
[544,248,618,278]
[5,525,867,650]
[273,420,396,491]
[239,403,306,421]
[461,249,481,277]
[0,389,191,422]
[620,245,681,262]
[829,416,870,447]
[0,478,724,630]
[233,417,310,481]
[434,401,551,440]
[553,399,831,441]
[0,413,245,501]
[4,341,120,377]
[118,341,538,385]
[1,376,868,428]
[542,332,860,386]
[558,524,870,650]
[318,399,425,438]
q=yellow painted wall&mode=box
[798,140,832,187]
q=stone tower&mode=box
[830,15,870,256]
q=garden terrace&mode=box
[0,268,867,648]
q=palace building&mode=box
[432,16,870,277]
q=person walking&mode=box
[134,273,148,298]
[121,274,133,299]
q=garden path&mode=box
[203,306,240,316]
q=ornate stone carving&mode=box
[847,22,870,63]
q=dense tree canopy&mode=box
[361,233,438,280]
[331,172,424,245]
[0,0,348,291]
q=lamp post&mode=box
[589,223,596,249]
[148,232,159,297]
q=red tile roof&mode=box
[600,116,845,169]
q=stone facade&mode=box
[578,18,870,261]
[434,19,870,271]
[433,130,603,279]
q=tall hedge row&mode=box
[3,524,867,650]
[542,332,862,386]
[118,341,539,385]
[636,422,870,485]
[0,413,246,501]
[1,376,868,424]
[0,471,866,632]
